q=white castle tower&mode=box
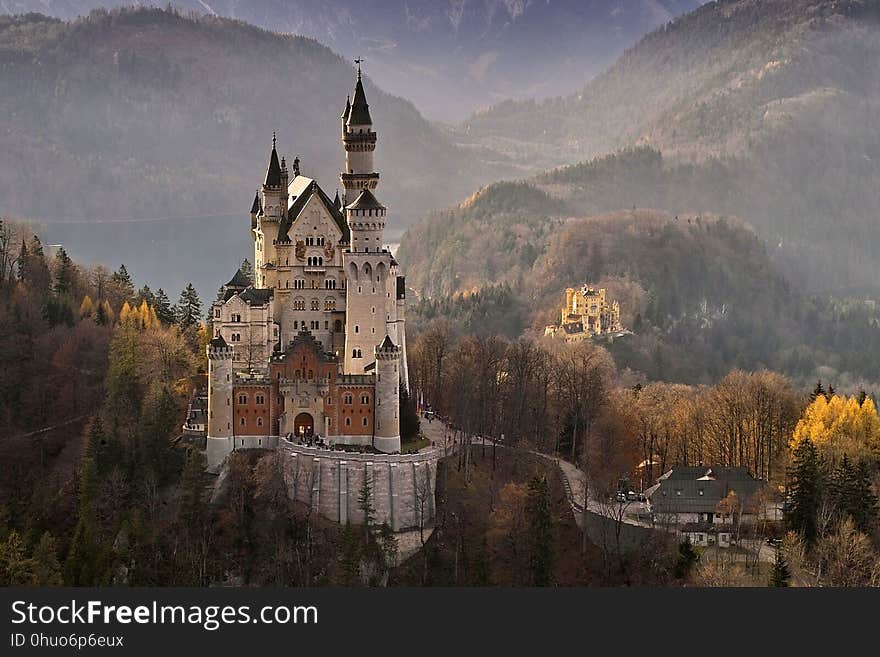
[374,335,401,453]
[206,334,234,471]
[340,62,379,206]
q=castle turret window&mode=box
[362,417,369,427]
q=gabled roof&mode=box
[348,72,372,126]
[274,328,336,362]
[226,268,251,289]
[239,287,273,305]
[264,140,282,187]
[346,188,384,210]
[278,176,349,243]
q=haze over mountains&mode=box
[0,8,505,295]
[448,0,880,292]
[0,0,706,122]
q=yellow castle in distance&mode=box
[544,285,624,341]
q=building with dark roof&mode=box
[645,466,766,526]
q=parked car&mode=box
[626,491,638,502]
[616,492,627,503]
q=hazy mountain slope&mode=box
[0,0,706,121]
[0,8,498,295]
[446,0,880,291]
[399,173,880,385]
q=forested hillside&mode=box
[399,163,880,386]
[1,0,705,122]
[454,0,880,291]
[0,8,498,296]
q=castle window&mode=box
[257,417,263,427]
[361,394,370,405]
[256,395,264,405]
[344,394,353,405]
[311,299,320,311]
[308,370,314,379]
[362,417,369,427]
[327,396,333,405]
[345,417,351,427]
[293,321,298,329]
[214,309,220,319]
[240,417,246,427]
[238,394,247,405]
[355,325,359,334]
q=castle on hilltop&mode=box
[544,285,624,341]
[205,66,409,472]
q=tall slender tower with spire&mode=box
[340,62,379,206]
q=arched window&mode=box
[344,394,353,405]
[240,417,246,427]
[362,417,369,427]
[345,417,351,427]
[361,394,370,405]
[257,417,263,427]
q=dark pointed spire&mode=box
[333,189,341,210]
[250,190,261,215]
[341,95,351,121]
[348,61,372,126]
[293,156,300,177]
[264,133,281,187]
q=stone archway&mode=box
[294,412,314,438]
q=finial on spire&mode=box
[272,131,277,149]
[354,57,363,78]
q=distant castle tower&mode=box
[374,335,401,453]
[206,334,234,470]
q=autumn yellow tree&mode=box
[791,394,880,462]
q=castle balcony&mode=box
[303,266,326,274]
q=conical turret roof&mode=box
[264,133,281,187]
[348,70,372,126]
[250,191,261,215]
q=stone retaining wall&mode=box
[278,439,438,531]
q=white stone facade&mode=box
[206,68,410,474]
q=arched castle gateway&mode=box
[205,66,432,530]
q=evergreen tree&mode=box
[525,475,554,586]
[111,264,134,304]
[154,288,175,324]
[674,538,698,579]
[32,532,63,586]
[240,258,253,284]
[0,530,35,585]
[18,236,51,298]
[399,384,421,443]
[357,474,376,543]
[785,438,825,543]
[134,284,155,307]
[52,246,76,297]
[176,283,202,329]
[770,546,790,587]
[810,380,826,402]
[857,388,868,407]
